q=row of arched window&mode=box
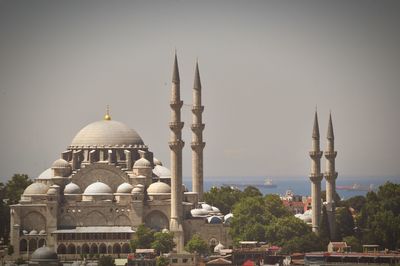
[57,243,131,254]
[20,238,46,252]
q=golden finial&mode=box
[104,105,111,120]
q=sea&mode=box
[182,176,400,199]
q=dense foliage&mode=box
[151,231,175,255]
[98,255,116,266]
[185,234,209,255]
[230,193,323,253]
[357,182,400,250]
[203,185,263,214]
[0,174,32,244]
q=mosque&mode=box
[9,55,232,260]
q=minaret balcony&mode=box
[169,122,184,131]
[191,106,204,113]
[324,151,337,159]
[324,172,338,181]
[309,151,323,158]
[191,142,206,150]
[169,140,185,150]
[170,101,183,109]
[191,124,205,132]
[309,173,323,182]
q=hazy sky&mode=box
[1,0,400,183]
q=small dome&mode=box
[134,157,151,168]
[51,159,70,169]
[83,181,112,195]
[29,230,38,235]
[39,230,46,235]
[64,182,82,194]
[22,230,28,235]
[47,188,57,195]
[24,183,49,195]
[191,208,209,217]
[211,206,220,213]
[153,165,171,178]
[153,157,162,166]
[147,181,171,194]
[116,182,133,194]
[201,203,213,211]
[224,213,233,224]
[131,187,142,194]
[208,216,223,224]
[161,228,169,233]
[214,242,225,253]
[31,246,58,261]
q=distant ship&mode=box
[336,183,374,192]
[260,178,277,188]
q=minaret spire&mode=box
[191,60,205,201]
[325,112,338,239]
[169,53,185,252]
[309,110,323,234]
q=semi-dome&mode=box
[38,168,52,179]
[29,230,38,235]
[201,203,213,211]
[208,216,222,224]
[83,181,112,195]
[70,120,144,147]
[116,182,133,194]
[147,181,171,194]
[24,183,49,195]
[153,157,162,166]
[51,159,70,169]
[153,165,171,178]
[31,246,58,261]
[64,182,82,194]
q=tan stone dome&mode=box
[31,246,58,261]
[116,182,133,194]
[64,182,82,194]
[70,120,144,147]
[83,181,112,195]
[24,183,49,195]
[51,159,70,169]
[147,181,171,194]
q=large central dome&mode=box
[70,120,144,147]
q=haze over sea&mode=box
[184,176,400,200]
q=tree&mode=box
[151,231,175,255]
[265,216,312,246]
[280,233,323,254]
[98,255,116,266]
[130,224,155,252]
[242,186,262,198]
[156,256,169,266]
[0,174,32,244]
[343,236,362,252]
[7,245,14,256]
[230,196,271,242]
[203,186,242,214]
[321,190,342,207]
[343,195,366,212]
[264,194,291,218]
[336,207,355,240]
[185,234,208,256]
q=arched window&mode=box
[122,243,131,254]
[29,239,37,252]
[67,244,76,254]
[113,243,121,254]
[20,239,27,252]
[99,243,107,254]
[82,243,89,254]
[90,243,98,254]
[107,245,112,254]
[77,246,81,254]
[57,244,66,254]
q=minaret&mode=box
[191,61,206,201]
[324,112,338,239]
[309,111,323,233]
[169,53,185,252]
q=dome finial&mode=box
[104,105,111,120]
